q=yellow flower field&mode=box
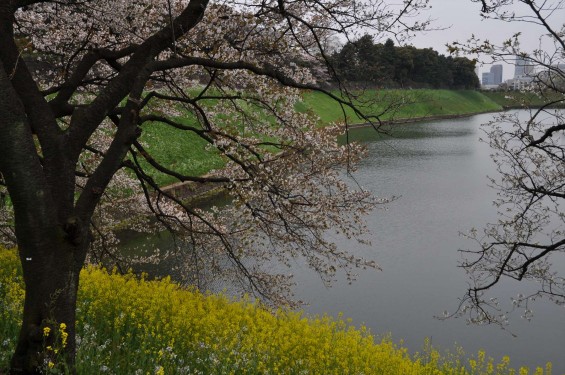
[0,249,552,374]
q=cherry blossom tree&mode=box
[453,0,565,325]
[0,0,429,372]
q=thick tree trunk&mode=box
[0,35,73,370]
[0,59,89,374]
[9,234,88,375]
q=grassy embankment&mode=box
[481,91,565,108]
[140,89,504,186]
[0,249,551,374]
[297,89,502,124]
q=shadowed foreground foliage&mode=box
[0,249,551,374]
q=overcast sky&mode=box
[407,0,564,80]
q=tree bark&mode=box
[0,56,88,375]
[10,238,88,374]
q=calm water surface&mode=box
[292,112,565,373]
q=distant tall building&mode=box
[514,56,534,78]
[482,72,494,85]
[482,64,503,86]
[490,64,503,85]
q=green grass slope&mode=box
[299,89,502,125]
[138,121,225,186]
[480,91,565,108]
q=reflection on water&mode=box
[297,112,565,373]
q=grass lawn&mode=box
[299,89,502,124]
[138,121,225,186]
[480,90,565,108]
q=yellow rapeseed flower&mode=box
[59,322,68,347]
[0,248,553,375]
[60,332,68,348]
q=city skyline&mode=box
[409,0,564,80]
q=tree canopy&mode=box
[331,35,480,89]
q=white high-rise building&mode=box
[514,56,534,78]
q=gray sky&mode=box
[408,0,563,80]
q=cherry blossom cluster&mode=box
[7,0,429,304]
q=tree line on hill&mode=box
[330,35,480,89]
